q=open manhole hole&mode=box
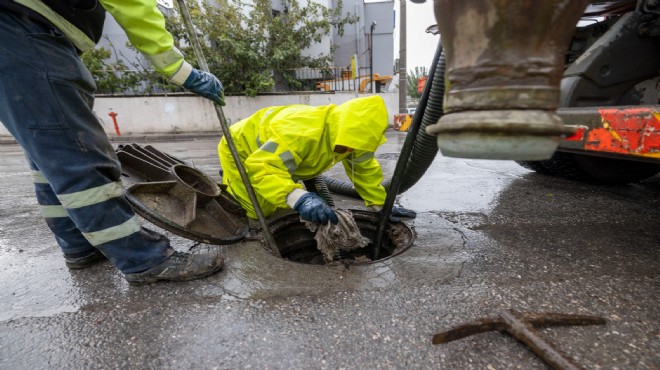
[264,210,415,265]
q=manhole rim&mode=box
[260,209,416,267]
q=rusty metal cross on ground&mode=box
[432,310,606,370]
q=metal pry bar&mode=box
[176,0,280,256]
[432,310,606,370]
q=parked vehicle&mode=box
[514,0,660,184]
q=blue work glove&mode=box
[294,192,338,225]
[182,68,225,106]
[381,206,417,223]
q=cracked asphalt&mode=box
[0,131,658,369]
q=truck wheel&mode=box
[518,152,660,184]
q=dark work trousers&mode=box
[0,10,171,273]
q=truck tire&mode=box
[517,152,660,184]
[514,160,552,175]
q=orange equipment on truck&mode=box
[512,1,660,184]
[393,113,413,132]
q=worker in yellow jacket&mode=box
[218,95,416,225]
[0,0,223,285]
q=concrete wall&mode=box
[0,92,399,138]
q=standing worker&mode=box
[0,0,225,285]
[218,95,416,225]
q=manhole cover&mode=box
[264,210,415,265]
[116,144,249,245]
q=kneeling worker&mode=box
[217,95,415,225]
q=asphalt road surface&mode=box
[0,131,658,369]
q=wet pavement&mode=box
[0,131,658,369]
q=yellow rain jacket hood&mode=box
[333,96,388,152]
[218,96,389,218]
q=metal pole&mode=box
[176,0,280,257]
[398,0,407,113]
[370,21,376,94]
[371,41,442,260]
[354,3,361,97]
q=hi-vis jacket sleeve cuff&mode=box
[144,47,186,77]
[286,188,308,209]
[169,60,193,86]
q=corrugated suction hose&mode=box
[320,42,446,198]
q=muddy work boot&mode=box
[124,251,223,286]
[65,249,107,269]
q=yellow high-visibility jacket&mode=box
[15,0,190,81]
[218,95,389,219]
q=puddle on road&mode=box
[207,212,468,300]
[0,245,81,321]
[0,200,101,322]
[0,211,469,322]
[0,133,474,318]
[399,158,530,214]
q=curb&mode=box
[108,132,222,143]
[0,132,222,146]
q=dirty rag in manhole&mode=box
[303,209,369,262]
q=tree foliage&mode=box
[82,0,356,96]
[82,44,180,94]
[81,47,137,94]
[406,66,427,105]
[171,0,357,96]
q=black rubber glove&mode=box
[383,206,417,223]
[294,192,338,225]
[182,68,225,106]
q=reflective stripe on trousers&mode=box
[0,11,170,273]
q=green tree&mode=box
[81,47,137,94]
[83,0,356,96]
[406,66,427,105]
[175,0,357,96]
[82,43,181,94]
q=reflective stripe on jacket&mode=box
[218,95,389,218]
